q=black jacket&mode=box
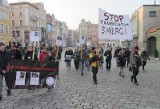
[0,51,8,73]
[11,49,21,60]
[24,51,38,61]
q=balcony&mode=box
[30,15,39,21]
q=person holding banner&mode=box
[11,45,21,60]
[24,45,38,89]
[45,50,56,90]
[64,47,73,69]
[52,46,60,79]
[80,45,88,76]
[89,47,100,85]
[0,42,9,100]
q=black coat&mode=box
[24,51,38,61]
[0,51,8,73]
[118,54,126,67]
[104,50,112,61]
[11,49,21,60]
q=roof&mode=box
[145,27,160,34]
[10,2,39,10]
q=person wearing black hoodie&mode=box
[0,42,9,100]
[24,45,38,89]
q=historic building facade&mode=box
[0,0,12,45]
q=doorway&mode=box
[147,36,156,56]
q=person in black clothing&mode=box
[24,45,38,89]
[24,45,38,61]
[141,49,150,71]
[104,48,112,71]
[64,47,73,68]
[114,47,121,67]
[73,47,80,70]
[11,45,21,60]
[124,48,131,67]
[117,50,126,77]
[3,45,12,96]
[0,42,10,100]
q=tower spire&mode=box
[154,0,156,5]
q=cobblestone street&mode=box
[0,51,160,109]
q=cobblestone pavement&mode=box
[0,51,160,109]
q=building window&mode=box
[20,20,23,26]
[6,12,9,20]
[20,11,22,16]
[12,20,15,27]
[12,11,14,16]
[5,25,8,33]
[149,11,156,17]
[0,24,4,33]
[0,10,3,19]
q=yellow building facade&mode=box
[0,0,12,46]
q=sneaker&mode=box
[81,73,83,76]
[0,96,2,100]
[7,89,11,96]
[94,81,98,85]
[131,77,133,82]
[135,83,139,86]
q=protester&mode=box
[85,47,91,70]
[104,48,112,71]
[45,50,56,91]
[73,47,80,70]
[89,47,100,85]
[52,46,61,79]
[141,49,150,71]
[24,45,38,89]
[130,46,141,86]
[117,50,126,77]
[0,42,9,100]
[39,46,48,63]
[80,45,88,76]
[11,45,21,60]
[64,47,73,69]
[124,48,131,67]
[114,46,121,67]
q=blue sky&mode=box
[8,0,156,29]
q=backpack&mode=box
[136,56,142,67]
[89,53,96,65]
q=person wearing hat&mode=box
[130,46,141,86]
[0,42,9,100]
[89,47,100,85]
[11,45,21,60]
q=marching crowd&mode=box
[0,42,62,100]
[0,41,150,101]
[63,45,150,86]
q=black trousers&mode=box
[74,59,79,70]
[106,60,111,70]
[142,61,146,70]
[131,67,139,83]
[4,72,16,89]
[91,67,98,82]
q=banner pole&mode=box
[56,46,59,61]
[81,44,82,59]
[32,42,35,60]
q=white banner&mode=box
[79,35,85,44]
[76,40,80,46]
[15,71,26,85]
[56,36,63,46]
[30,31,40,42]
[30,72,40,85]
[98,8,132,40]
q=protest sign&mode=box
[56,36,63,46]
[98,8,132,40]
